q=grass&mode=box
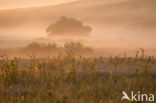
[0,52,156,103]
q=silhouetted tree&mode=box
[47,16,92,36]
[64,42,94,56]
[26,42,40,50]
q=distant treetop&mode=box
[46,16,92,36]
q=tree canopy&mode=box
[46,16,92,36]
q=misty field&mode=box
[0,51,156,103]
[0,0,156,103]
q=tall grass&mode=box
[0,51,155,103]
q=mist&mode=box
[0,0,156,56]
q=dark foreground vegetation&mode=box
[0,50,156,103]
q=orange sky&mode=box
[0,0,77,9]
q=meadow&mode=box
[0,48,156,103]
[0,0,156,103]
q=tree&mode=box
[26,42,40,50]
[64,42,94,56]
[46,16,92,36]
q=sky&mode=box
[0,0,76,9]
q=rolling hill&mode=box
[0,0,155,29]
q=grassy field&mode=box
[0,52,156,103]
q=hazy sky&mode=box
[0,0,76,9]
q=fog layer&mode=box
[0,0,156,55]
